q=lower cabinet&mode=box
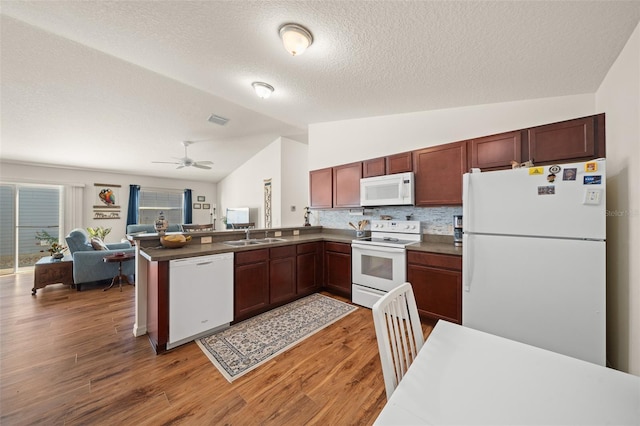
[407,251,462,324]
[296,242,322,295]
[269,245,297,304]
[324,242,352,297]
[234,242,324,322]
[234,249,270,321]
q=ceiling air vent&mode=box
[207,114,229,126]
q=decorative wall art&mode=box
[203,203,211,209]
[193,203,202,209]
[197,196,205,202]
[264,179,272,228]
[93,183,121,219]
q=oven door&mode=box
[351,243,406,292]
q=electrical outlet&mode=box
[275,231,282,237]
[293,230,300,236]
[201,236,212,244]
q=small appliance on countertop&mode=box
[453,215,463,246]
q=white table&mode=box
[375,320,640,425]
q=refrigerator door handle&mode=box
[462,173,470,233]
[463,233,472,292]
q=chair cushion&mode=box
[90,238,108,251]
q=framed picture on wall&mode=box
[197,196,205,202]
[93,183,121,209]
[193,203,202,209]
[203,203,211,209]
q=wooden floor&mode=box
[0,272,436,425]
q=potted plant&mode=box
[35,230,67,259]
[86,226,111,241]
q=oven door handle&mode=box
[351,243,404,253]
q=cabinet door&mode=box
[386,152,413,174]
[270,256,296,304]
[234,253,269,321]
[528,116,595,164]
[413,141,467,206]
[408,264,461,324]
[309,167,333,208]
[333,162,362,208]
[324,245,352,297]
[297,251,319,294]
[363,157,386,178]
[470,131,522,170]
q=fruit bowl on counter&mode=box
[160,234,192,249]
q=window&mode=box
[138,188,184,225]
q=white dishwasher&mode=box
[168,252,233,349]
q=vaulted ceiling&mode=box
[2,1,639,182]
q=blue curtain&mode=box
[126,184,140,226]
[184,189,192,224]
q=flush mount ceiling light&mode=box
[279,23,313,56]
[252,82,274,99]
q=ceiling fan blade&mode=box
[197,161,214,165]
[176,164,185,169]
[193,163,212,170]
[152,161,182,165]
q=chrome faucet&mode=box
[245,227,253,240]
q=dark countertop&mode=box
[138,230,461,262]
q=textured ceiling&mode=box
[1,1,639,182]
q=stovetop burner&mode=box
[352,220,422,248]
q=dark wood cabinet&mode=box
[296,242,322,295]
[413,141,467,206]
[333,162,362,208]
[528,115,604,164]
[386,151,413,174]
[309,167,333,208]
[324,242,352,297]
[407,251,462,324]
[469,131,523,170]
[269,246,296,304]
[363,152,412,177]
[363,157,386,177]
[234,249,270,321]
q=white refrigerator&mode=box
[462,159,606,365]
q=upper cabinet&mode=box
[528,114,605,164]
[363,152,413,178]
[309,167,333,208]
[469,131,523,170]
[309,114,605,209]
[386,152,413,174]
[333,162,362,208]
[413,142,467,206]
[363,157,386,178]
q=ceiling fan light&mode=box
[252,81,274,99]
[279,23,313,56]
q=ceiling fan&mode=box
[152,141,213,170]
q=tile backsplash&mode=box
[310,206,463,235]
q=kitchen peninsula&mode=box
[129,226,461,353]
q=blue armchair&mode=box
[65,229,135,290]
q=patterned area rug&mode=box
[197,293,357,382]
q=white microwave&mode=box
[360,172,415,206]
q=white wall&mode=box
[308,94,595,170]
[0,162,216,242]
[596,21,640,375]
[216,137,309,228]
[280,137,309,227]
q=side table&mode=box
[103,252,135,292]
[33,255,74,295]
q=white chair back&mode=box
[372,282,425,400]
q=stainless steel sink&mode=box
[253,238,287,244]
[223,240,263,247]
[222,237,287,247]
